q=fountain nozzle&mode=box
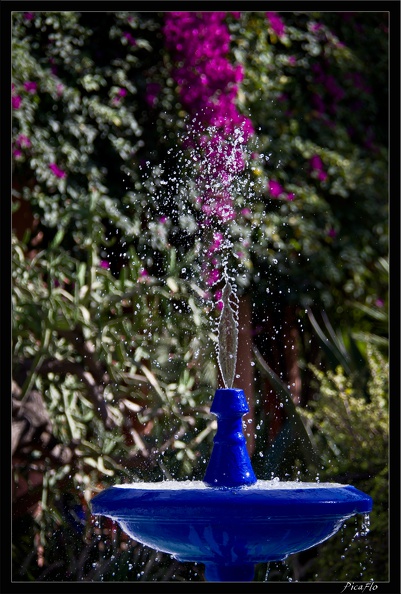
[203,388,257,488]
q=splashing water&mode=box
[112,478,346,490]
[216,276,239,388]
[134,114,265,378]
[136,114,263,289]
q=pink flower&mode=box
[145,82,161,107]
[268,179,284,198]
[138,268,151,283]
[287,193,295,201]
[23,81,37,94]
[12,96,22,109]
[311,22,323,32]
[49,58,58,76]
[327,228,337,238]
[112,87,127,105]
[13,134,31,157]
[207,232,224,255]
[266,12,285,38]
[100,260,110,269]
[16,134,31,148]
[207,268,221,287]
[24,12,34,20]
[49,163,66,178]
[310,154,328,181]
[123,32,136,46]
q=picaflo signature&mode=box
[341,582,378,593]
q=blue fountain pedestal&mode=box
[203,388,256,487]
[91,388,373,582]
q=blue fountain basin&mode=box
[91,480,372,567]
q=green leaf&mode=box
[307,309,352,374]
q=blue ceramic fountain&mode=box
[91,387,372,582]
[91,278,372,581]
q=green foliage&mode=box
[229,12,388,315]
[303,351,388,476]
[12,11,172,262]
[297,346,388,580]
[12,233,215,580]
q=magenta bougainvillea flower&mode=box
[206,266,221,287]
[327,227,337,238]
[311,63,344,117]
[268,179,295,201]
[266,12,286,38]
[12,95,22,109]
[164,11,254,294]
[123,32,136,46]
[310,154,328,181]
[49,163,66,178]
[310,22,323,33]
[145,82,161,107]
[16,134,31,148]
[164,12,253,140]
[23,81,37,93]
[268,179,284,198]
[207,232,224,255]
[112,87,127,105]
[13,134,31,157]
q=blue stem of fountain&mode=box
[203,388,256,488]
